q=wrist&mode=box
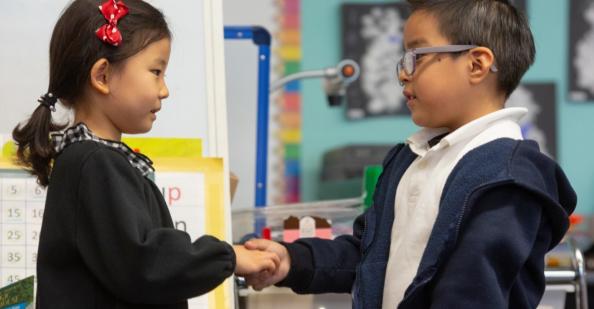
[275,241,313,289]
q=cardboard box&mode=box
[230,172,239,202]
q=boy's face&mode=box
[400,11,472,130]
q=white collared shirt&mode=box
[381,108,527,309]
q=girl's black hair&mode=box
[13,0,171,186]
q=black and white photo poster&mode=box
[506,83,557,158]
[342,3,410,119]
[569,0,594,102]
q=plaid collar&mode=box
[52,123,155,177]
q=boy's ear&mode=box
[89,58,112,95]
[467,47,496,84]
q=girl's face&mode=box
[104,38,171,135]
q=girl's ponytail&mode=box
[12,93,66,187]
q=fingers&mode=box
[245,239,288,262]
[244,238,271,251]
[244,274,262,290]
[242,239,283,268]
[245,270,276,291]
[236,239,291,290]
[254,271,276,290]
[234,245,281,276]
[270,250,281,269]
[252,278,268,291]
[263,250,282,273]
[258,252,277,273]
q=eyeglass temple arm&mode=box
[412,45,498,72]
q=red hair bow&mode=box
[95,0,129,47]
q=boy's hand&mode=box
[243,239,291,290]
[233,245,280,276]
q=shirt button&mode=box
[409,187,420,204]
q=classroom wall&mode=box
[299,0,594,214]
[0,0,283,208]
[0,1,213,150]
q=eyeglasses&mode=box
[396,44,498,83]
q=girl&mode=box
[12,0,279,307]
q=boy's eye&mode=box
[413,54,429,66]
[151,69,162,76]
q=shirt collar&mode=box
[51,123,155,177]
[407,107,527,156]
[407,127,450,156]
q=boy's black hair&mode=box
[407,0,535,98]
[13,0,171,186]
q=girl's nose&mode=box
[160,82,169,100]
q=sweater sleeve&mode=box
[428,185,552,309]
[276,211,365,294]
[75,147,235,305]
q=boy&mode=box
[244,0,576,308]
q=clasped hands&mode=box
[233,239,291,290]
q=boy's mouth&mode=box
[403,90,416,101]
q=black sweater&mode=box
[36,141,235,308]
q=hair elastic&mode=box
[38,92,58,112]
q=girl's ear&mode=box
[467,47,496,85]
[89,58,111,95]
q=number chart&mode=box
[0,172,45,288]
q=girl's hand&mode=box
[233,245,280,276]
[243,239,291,291]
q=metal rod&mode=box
[568,238,589,309]
[269,70,333,93]
[545,270,577,283]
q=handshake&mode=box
[232,239,291,290]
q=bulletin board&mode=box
[0,1,233,308]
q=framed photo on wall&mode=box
[342,3,411,119]
[569,0,594,102]
[506,83,557,158]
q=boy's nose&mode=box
[398,68,411,85]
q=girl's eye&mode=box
[151,69,162,76]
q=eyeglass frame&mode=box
[396,44,498,85]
